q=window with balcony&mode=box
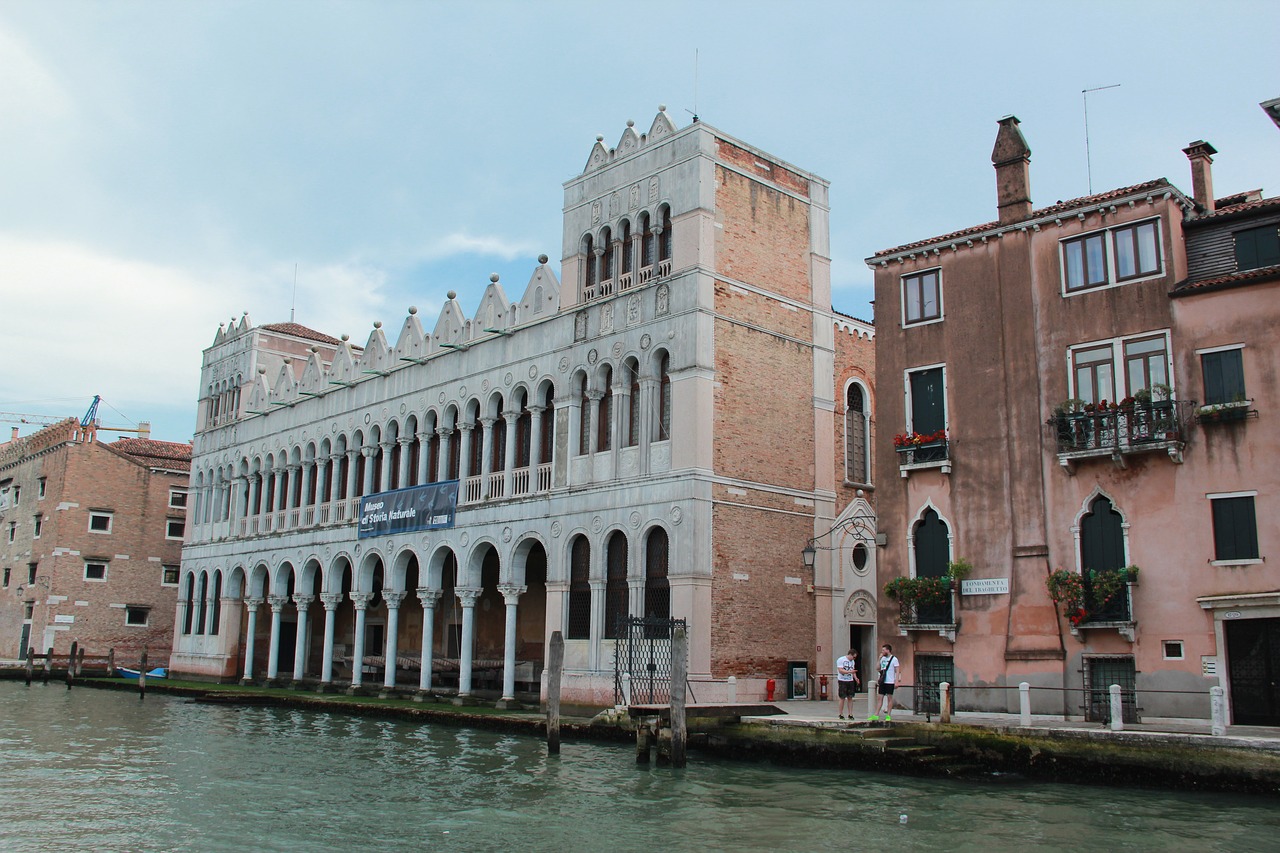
[1210,492,1259,564]
[1062,218,1162,293]
[1198,346,1253,424]
[902,269,942,325]
[899,366,948,468]
[1235,223,1280,272]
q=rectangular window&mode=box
[38,478,46,499]
[1069,331,1171,404]
[1072,345,1114,404]
[169,489,188,509]
[7,522,14,543]
[907,366,946,435]
[166,518,185,540]
[2,567,9,587]
[162,565,180,586]
[84,561,108,582]
[1123,336,1169,396]
[1201,348,1247,405]
[1211,494,1259,562]
[902,269,942,325]
[12,485,19,506]
[1235,224,1280,272]
[28,563,36,584]
[125,606,150,627]
[33,515,42,539]
[1062,218,1163,292]
[0,482,9,510]
[89,512,113,533]
[1162,640,1185,661]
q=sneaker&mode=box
[884,715,893,722]
[867,715,880,722]
[838,714,845,720]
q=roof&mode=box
[1170,263,1280,297]
[259,322,343,345]
[1185,196,1280,226]
[872,179,1174,258]
[109,437,193,471]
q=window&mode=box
[1069,332,1171,404]
[11,485,19,506]
[38,478,45,499]
[1201,347,1246,405]
[84,561,108,582]
[604,532,628,639]
[162,565,180,586]
[1210,493,1259,563]
[845,383,870,483]
[1163,640,1185,661]
[644,527,670,621]
[166,518,185,540]
[125,606,150,627]
[1062,218,1162,292]
[169,489,188,509]
[597,365,613,452]
[28,563,36,584]
[567,536,591,639]
[1235,224,1280,272]
[0,481,10,510]
[902,269,942,325]
[89,511,113,533]
[2,567,9,587]
[7,522,14,543]
[656,352,671,441]
[907,366,946,435]
[33,515,41,539]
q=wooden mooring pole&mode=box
[138,648,148,700]
[67,641,78,690]
[77,646,85,678]
[668,626,688,769]
[25,647,34,686]
[546,631,563,755]
[43,647,52,685]
[108,648,115,677]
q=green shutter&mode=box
[1081,496,1125,572]
[910,368,945,435]
[1235,225,1280,272]
[1202,349,1246,405]
[914,509,950,578]
[1213,496,1259,561]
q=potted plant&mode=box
[1046,568,1085,623]
[946,557,973,586]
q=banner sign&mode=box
[358,480,459,539]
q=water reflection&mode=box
[1,682,1275,852]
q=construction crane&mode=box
[1,396,150,440]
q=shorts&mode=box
[837,679,857,698]
[878,682,896,696]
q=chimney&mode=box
[992,116,1032,224]
[1182,140,1217,212]
[9,427,17,442]
[137,421,152,440]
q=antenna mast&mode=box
[291,263,298,323]
[1083,83,1121,194]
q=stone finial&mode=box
[626,120,634,127]
[447,290,457,300]
[659,104,666,112]
[596,135,604,142]
[341,334,350,341]
[373,321,382,329]
[258,367,266,374]
[490,273,499,283]
[538,254,549,264]
[408,306,417,315]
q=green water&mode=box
[0,682,1274,852]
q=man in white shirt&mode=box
[834,648,860,720]
[870,643,900,722]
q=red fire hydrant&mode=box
[765,678,776,701]
[819,674,829,701]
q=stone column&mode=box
[379,441,395,491]
[247,473,260,523]
[639,376,659,475]
[417,587,442,691]
[502,411,519,494]
[457,423,474,480]
[398,437,414,487]
[300,460,314,509]
[242,597,263,681]
[499,584,526,702]
[382,591,407,689]
[315,456,330,506]
[456,588,481,696]
[349,592,374,687]
[272,467,286,513]
[230,476,246,532]
[344,450,359,499]
[285,465,301,518]
[204,585,218,633]
[319,592,342,683]
[588,580,606,671]
[479,418,495,489]
[360,446,376,496]
[416,431,432,484]
[436,428,453,482]
[528,405,545,473]
[266,594,288,680]
[291,594,314,680]
[587,391,602,456]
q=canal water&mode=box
[2,682,1276,852]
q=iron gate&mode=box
[614,616,686,705]
[914,654,954,716]
[1084,655,1138,723]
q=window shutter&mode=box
[910,368,945,435]
[1235,225,1280,272]
[1213,496,1259,561]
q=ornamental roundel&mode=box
[354,543,361,555]
[482,379,489,392]
[459,385,467,398]
[287,434,294,445]
[460,532,469,547]
[364,413,372,424]
[558,357,570,373]
[844,590,875,622]
[381,406,388,419]
[640,334,652,350]
[630,511,642,529]
[400,402,407,414]
[551,521,563,538]
[421,535,431,548]
[528,364,538,379]
[439,391,447,404]
[331,423,338,433]
[670,506,683,525]
[587,348,599,365]
[591,516,603,533]
[612,342,623,358]
[504,372,513,387]
[502,527,512,543]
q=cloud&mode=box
[0,24,73,123]
[416,232,541,263]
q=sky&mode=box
[2,0,1277,445]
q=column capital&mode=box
[397,436,414,446]
[502,410,520,424]
[350,592,375,610]
[436,427,454,438]
[346,449,360,459]
[456,587,482,607]
[416,586,443,606]
[360,446,377,458]
[319,592,343,610]
[458,422,474,434]
[244,596,264,610]
[479,416,496,429]
[330,453,344,462]
[528,405,546,416]
[383,590,408,608]
[286,463,301,472]
[379,440,395,451]
[417,431,432,442]
[292,593,315,608]
[267,594,289,612]
[497,584,526,605]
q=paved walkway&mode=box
[750,697,1280,751]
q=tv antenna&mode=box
[290,263,298,323]
[1083,83,1121,194]
[685,48,699,123]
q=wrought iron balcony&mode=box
[897,594,957,642]
[895,439,950,476]
[1050,400,1194,470]
[1070,581,1136,642]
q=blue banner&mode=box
[357,480,459,539]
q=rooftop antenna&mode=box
[685,48,699,123]
[290,263,298,323]
[1083,83,1121,194]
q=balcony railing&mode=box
[1051,400,1194,468]
[896,440,950,477]
[898,592,957,642]
[1072,581,1136,642]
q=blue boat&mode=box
[116,666,167,679]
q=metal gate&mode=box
[1084,655,1138,723]
[914,654,954,716]
[613,616,686,705]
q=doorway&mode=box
[847,625,869,692]
[1226,617,1280,726]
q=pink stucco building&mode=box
[866,107,1279,724]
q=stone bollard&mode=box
[1109,684,1124,731]
[138,648,148,700]
[1210,686,1227,736]
[108,648,115,676]
[1019,682,1031,727]
[621,673,632,708]
[727,675,737,704]
[939,682,951,724]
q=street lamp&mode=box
[801,543,816,570]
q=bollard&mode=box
[669,626,688,769]
[67,641,78,690]
[25,646,34,686]
[546,631,563,756]
[1210,686,1227,736]
[939,682,951,724]
[1019,682,1031,727]
[138,649,148,700]
[43,647,53,685]
[621,673,632,708]
[727,675,737,704]
[1108,684,1123,731]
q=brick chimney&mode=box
[992,116,1032,224]
[1182,140,1217,213]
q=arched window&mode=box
[567,536,591,640]
[196,572,209,634]
[541,385,556,465]
[600,226,614,292]
[845,383,870,484]
[658,207,673,269]
[447,427,461,480]
[913,508,950,578]
[644,528,670,621]
[427,429,440,483]
[597,365,613,452]
[516,398,532,469]
[211,572,222,636]
[577,376,591,457]
[621,220,634,284]
[656,352,671,441]
[183,574,195,634]
[491,402,506,472]
[605,532,629,638]
[640,213,655,270]
[1080,495,1128,621]
[468,413,483,476]
[626,358,640,447]
[582,234,597,299]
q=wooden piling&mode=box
[138,648,148,700]
[67,641,78,690]
[108,648,115,676]
[636,721,652,765]
[669,625,688,769]
[77,646,85,678]
[25,646,34,686]
[546,631,563,755]
[43,647,52,685]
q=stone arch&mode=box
[844,589,876,623]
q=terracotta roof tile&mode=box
[1170,264,1280,297]
[260,322,343,346]
[110,437,193,471]
[872,179,1174,258]
[1187,196,1280,224]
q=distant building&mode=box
[171,107,877,705]
[866,111,1279,723]
[0,420,191,663]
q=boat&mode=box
[116,666,167,679]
